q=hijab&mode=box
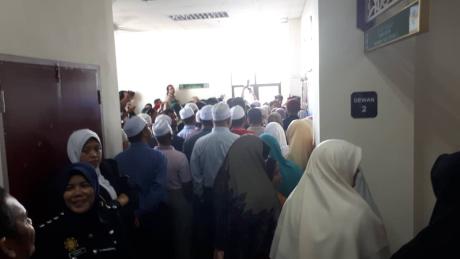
[391,151,460,259]
[67,129,117,200]
[260,134,302,197]
[264,122,289,158]
[286,119,315,171]
[215,135,280,214]
[58,162,100,221]
[270,140,389,259]
[267,112,283,126]
[214,135,280,257]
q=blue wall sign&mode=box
[351,91,378,118]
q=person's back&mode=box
[247,108,265,136]
[183,105,214,161]
[189,102,239,258]
[114,116,168,258]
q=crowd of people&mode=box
[0,84,458,259]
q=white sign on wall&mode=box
[366,0,403,22]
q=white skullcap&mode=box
[212,102,231,121]
[195,111,201,123]
[230,105,245,120]
[138,113,152,126]
[123,116,147,137]
[180,106,194,120]
[155,114,172,126]
[153,119,173,137]
[185,103,199,113]
[200,105,213,121]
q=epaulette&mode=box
[38,212,65,229]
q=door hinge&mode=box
[97,90,101,105]
[0,90,5,114]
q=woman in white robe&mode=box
[270,139,389,259]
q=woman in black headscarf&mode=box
[213,135,281,259]
[33,163,130,259]
[391,151,460,259]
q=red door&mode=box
[0,56,102,221]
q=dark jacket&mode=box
[33,203,131,259]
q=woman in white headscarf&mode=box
[270,139,389,259]
[67,129,137,212]
[264,122,289,158]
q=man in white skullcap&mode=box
[185,102,199,114]
[155,113,185,151]
[230,105,254,136]
[190,102,239,258]
[114,116,168,257]
[177,106,199,141]
[183,105,214,161]
[153,119,193,259]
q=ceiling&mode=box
[112,0,307,32]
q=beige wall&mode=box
[414,0,460,231]
[0,0,121,186]
[315,0,415,251]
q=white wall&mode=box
[315,0,415,251]
[115,20,301,109]
[300,0,320,143]
[0,0,121,186]
[414,0,460,231]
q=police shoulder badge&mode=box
[64,237,79,252]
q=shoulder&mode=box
[37,211,66,232]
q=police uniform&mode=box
[32,201,130,259]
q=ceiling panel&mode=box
[113,0,306,31]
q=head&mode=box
[0,188,35,259]
[162,109,178,129]
[212,102,231,128]
[286,99,301,116]
[270,100,281,110]
[67,129,102,168]
[275,94,283,104]
[199,105,214,129]
[61,163,98,215]
[179,107,195,125]
[166,85,175,96]
[307,139,361,187]
[124,116,151,143]
[267,112,283,126]
[247,108,263,126]
[127,126,152,144]
[230,105,246,129]
[153,119,173,146]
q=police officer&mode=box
[32,163,131,259]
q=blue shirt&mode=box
[115,142,167,217]
[190,127,239,196]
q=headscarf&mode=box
[214,135,280,257]
[391,152,460,259]
[270,140,389,259]
[67,129,117,200]
[275,108,286,120]
[59,162,100,198]
[267,112,283,126]
[286,119,315,171]
[260,134,302,197]
[264,122,289,158]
